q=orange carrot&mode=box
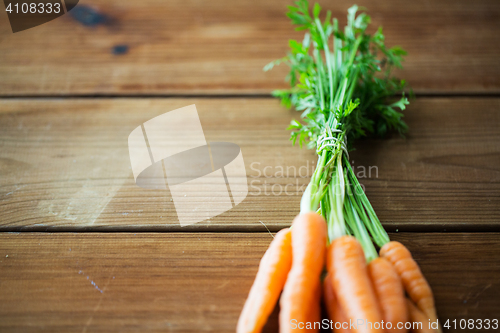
[368,257,409,332]
[237,228,292,333]
[379,241,439,329]
[280,212,327,333]
[307,279,322,328]
[406,299,436,333]
[327,235,384,333]
[323,273,351,333]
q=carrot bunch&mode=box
[239,1,441,332]
[325,237,442,333]
[238,213,442,333]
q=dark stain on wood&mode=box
[112,44,129,55]
[69,5,110,27]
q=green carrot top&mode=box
[266,0,409,262]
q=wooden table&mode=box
[0,0,499,331]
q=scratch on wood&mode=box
[469,283,492,301]
[216,280,229,290]
[259,220,274,238]
[81,268,116,333]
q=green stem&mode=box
[315,18,334,111]
[344,155,390,246]
[326,153,346,241]
[344,174,378,262]
[313,49,326,110]
[331,35,362,113]
[302,150,328,212]
[344,66,360,108]
[333,18,342,78]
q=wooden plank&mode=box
[0,232,498,332]
[0,0,499,95]
[0,98,498,231]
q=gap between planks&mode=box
[1,225,500,233]
[0,92,500,99]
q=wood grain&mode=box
[0,0,499,95]
[1,1,498,332]
[0,232,498,332]
[0,98,498,231]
